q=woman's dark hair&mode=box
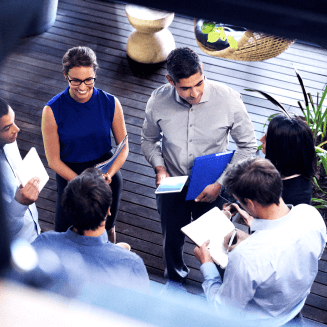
[166,47,203,83]
[0,97,9,119]
[265,115,316,178]
[62,46,99,75]
[61,168,112,234]
[224,157,282,207]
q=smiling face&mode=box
[167,71,205,105]
[65,66,95,103]
[0,106,20,147]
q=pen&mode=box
[227,229,237,253]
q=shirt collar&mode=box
[250,204,293,233]
[173,77,210,106]
[65,226,109,246]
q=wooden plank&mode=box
[1,0,327,323]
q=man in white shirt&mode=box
[194,157,327,326]
[0,97,40,243]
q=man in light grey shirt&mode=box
[141,47,257,284]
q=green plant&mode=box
[201,22,238,49]
[245,66,327,209]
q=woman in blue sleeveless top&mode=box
[41,47,128,243]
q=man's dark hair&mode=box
[265,115,315,178]
[61,168,112,234]
[166,47,203,83]
[62,46,99,75]
[224,157,282,207]
[0,97,9,119]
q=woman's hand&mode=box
[102,172,112,184]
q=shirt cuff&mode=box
[200,262,220,280]
[11,198,29,218]
[152,156,166,171]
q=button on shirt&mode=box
[200,204,327,326]
[141,79,257,184]
[0,141,40,243]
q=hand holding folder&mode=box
[95,135,128,173]
[185,150,235,201]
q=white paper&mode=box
[181,207,235,268]
[15,147,49,192]
[155,176,188,194]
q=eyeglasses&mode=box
[67,76,96,86]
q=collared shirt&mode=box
[0,141,40,243]
[200,204,327,326]
[32,227,150,294]
[141,79,257,184]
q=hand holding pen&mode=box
[224,229,250,253]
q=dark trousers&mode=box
[55,152,123,232]
[156,186,233,283]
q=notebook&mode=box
[155,176,188,194]
[95,135,128,173]
[181,207,235,268]
[15,147,49,192]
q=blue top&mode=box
[200,204,327,326]
[32,227,150,295]
[47,87,115,163]
[0,141,40,243]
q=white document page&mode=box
[15,147,49,192]
[181,207,235,268]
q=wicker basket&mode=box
[195,26,295,61]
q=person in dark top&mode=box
[41,46,129,242]
[260,114,315,206]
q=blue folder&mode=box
[185,150,235,201]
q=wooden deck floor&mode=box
[0,0,326,324]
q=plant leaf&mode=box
[227,35,238,49]
[293,64,309,108]
[207,31,220,43]
[244,89,291,118]
[313,177,327,194]
[219,29,227,41]
[318,83,327,110]
[201,22,215,34]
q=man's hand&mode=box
[194,240,213,265]
[155,166,170,187]
[223,229,250,252]
[15,177,40,205]
[195,182,221,203]
[224,203,254,227]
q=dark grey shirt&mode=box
[141,79,257,184]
